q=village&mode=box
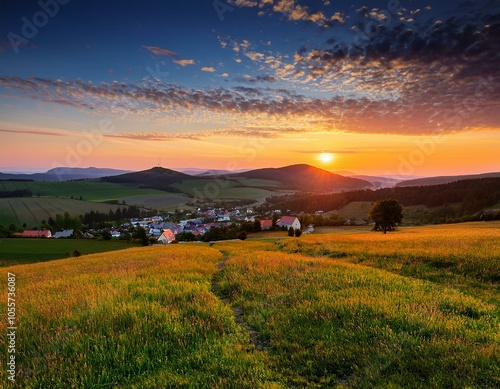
[14,206,310,244]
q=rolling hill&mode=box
[397,172,500,187]
[100,164,372,194]
[0,167,131,181]
[231,164,372,192]
[101,167,191,191]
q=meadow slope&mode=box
[0,223,499,388]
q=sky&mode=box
[0,0,499,177]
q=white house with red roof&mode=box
[158,229,176,244]
[21,229,52,238]
[260,219,273,230]
[277,216,301,231]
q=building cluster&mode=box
[16,207,303,244]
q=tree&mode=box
[133,226,149,246]
[368,199,403,234]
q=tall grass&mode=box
[0,245,279,388]
[1,223,499,387]
[215,240,500,388]
[276,222,500,304]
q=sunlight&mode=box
[318,153,335,164]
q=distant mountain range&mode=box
[3,166,499,193]
[0,167,131,181]
[396,172,500,187]
[351,175,403,189]
[101,164,373,193]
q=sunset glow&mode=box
[318,153,335,165]
[0,0,499,176]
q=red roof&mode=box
[260,219,273,228]
[22,229,52,238]
[278,216,297,225]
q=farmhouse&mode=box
[158,229,175,244]
[54,229,74,238]
[277,216,301,231]
[21,229,52,238]
[260,219,273,230]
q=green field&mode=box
[0,238,139,267]
[0,181,164,201]
[118,193,192,211]
[0,198,131,227]
[0,222,498,387]
[171,178,282,201]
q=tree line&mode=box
[264,178,500,216]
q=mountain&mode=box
[0,167,131,181]
[231,164,372,192]
[101,167,191,190]
[179,168,248,176]
[352,175,403,189]
[397,172,500,187]
[100,164,371,194]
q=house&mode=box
[54,229,74,238]
[260,219,273,230]
[277,216,301,231]
[158,229,176,244]
[22,229,52,238]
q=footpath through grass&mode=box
[215,239,500,388]
[0,245,280,388]
[0,223,498,388]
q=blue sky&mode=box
[1,0,499,175]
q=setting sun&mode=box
[318,153,335,164]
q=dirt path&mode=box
[211,249,268,351]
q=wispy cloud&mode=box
[142,45,178,57]
[0,128,64,137]
[201,67,216,72]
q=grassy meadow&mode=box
[0,198,132,228]
[0,181,164,202]
[1,222,499,387]
[0,239,140,267]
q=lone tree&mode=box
[369,199,403,234]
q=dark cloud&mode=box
[235,74,277,84]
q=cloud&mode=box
[296,149,358,155]
[201,67,216,72]
[174,59,195,66]
[1,61,498,139]
[0,128,64,137]
[229,0,346,27]
[235,74,277,84]
[105,132,201,141]
[142,45,178,57]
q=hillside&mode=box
[0,167,131,181]
[265,177,500,218]
[100,164,371,195]
[232,164,371,192]
[1,224,498,387]
[397,172,500,187]
[101,166,191,191]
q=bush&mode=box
[288,227,294,236]
[294,229,302,237]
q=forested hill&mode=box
[265,178,500,214]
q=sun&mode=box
[318,153,335,164]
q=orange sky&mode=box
[1,1,499,177]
